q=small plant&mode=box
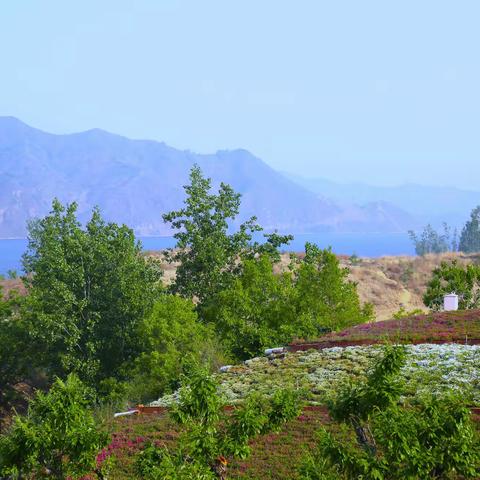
[6,269,18,279]
[136,362,302,479]
[392,306,424,319]
[0,374,109,479]
[348,253,361,266]
[399,262,414,284]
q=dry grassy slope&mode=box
[146,250,480,322]
[341,252,480,320]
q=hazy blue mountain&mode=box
[0,117,418,238]
[285,172,480,228]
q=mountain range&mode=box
[285,173,480,228]
[0,116,460,238]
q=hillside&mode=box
[0,117,417,238]
[149,250,480,321]
[285,172,480,227]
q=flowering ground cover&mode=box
[104,338,480,479]
[152,343,480,407]
[99,407,332,480]
[290,310,480,350]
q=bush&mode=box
[205,245,373,361]
[136,443,215,480]
[136,363,302,479]
[423,260,480,310]
[300,346,480,479]
[127,295,224,403]
[0,374,109,479]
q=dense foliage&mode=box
[205,245,373,359]
[22,200,163,388]
[0,288,31,407]
[1,166,479,479]
[126,295,223,403]
[162,165,292,306]
[423,259,480,310]
[0,374,109,479]
[459,205,480,253]
[300,346,480,479]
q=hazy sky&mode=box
[1,1,479,188]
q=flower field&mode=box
[111,311,480,478]
[290,310,480,350]
[100,407,331,480]
[151,343,480,408]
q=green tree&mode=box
[408,223,457,256]
[0,374,109,479]
[162,165,292,306]
[22,199,162,388]
[459,205,480,253]
[293,243,374,334]
[423,260,480,310]
[300,346,480,479]
[204,255,297,359]
[206,245,373,360]
[127,294,224,403]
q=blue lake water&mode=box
[0,233,415,276]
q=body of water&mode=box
[0,233,414,276]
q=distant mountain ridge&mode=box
[285,172,480,228]
[0,117,418,238]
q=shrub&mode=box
[127,295,223,403]
[300,346,480,479]
[423,260,480,310]
[136,363,302,479]
[0,374,109,479]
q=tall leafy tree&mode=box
[22,199,162,387]
[459,205,480,253]
[206,245,373,360]
[204,255,297,359]
[162,165,292,306]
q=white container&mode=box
[444,293,459,311]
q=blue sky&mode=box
[1,1,479,188]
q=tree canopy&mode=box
[22,199,163,387]
[162,165,292,306]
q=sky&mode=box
[1,1,479,189]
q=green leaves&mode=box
[206,244,373,360]
[0,374,108,479]
[139,364,301,478]
[423,259,480,310]
[22,199,163,389]
[162,165,291,306]
[303,346,480,479]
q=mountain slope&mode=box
[0,117,416,237]
[285,172,480,227]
